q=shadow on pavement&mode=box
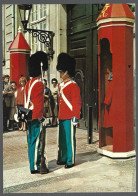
[47,159,65,172]
[76,150,102,165]
[48,150,102,172]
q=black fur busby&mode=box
[56,53,76,77]
[28,51,48,77]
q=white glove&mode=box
[42,118,47,127]
[39,115,47,126]
[71,117,78,126]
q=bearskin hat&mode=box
[28,51,48,77]
[56,53,76,77]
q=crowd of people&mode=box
[3,75,58,132]
[3,51,82,174]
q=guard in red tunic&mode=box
[25,51,49,174]
[56,53,81,169]
[103,70,113,128]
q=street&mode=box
[3,127,136,193]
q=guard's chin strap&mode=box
[61,71,68,79]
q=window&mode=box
[32,4,38,22]
[40,4,46,18]
[31,5,47,53]
[31,25,38,52]
[40,22,47,51]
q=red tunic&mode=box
[103,80,113,128]
[16,87,24,106]
[25,78,44,120]
[58,80,81,120]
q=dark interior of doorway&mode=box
[100,38,113,151]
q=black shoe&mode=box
[31,170,40,174]
[56,161,66,165]
[65,164,75,169]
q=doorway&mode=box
[100,38,113,149]
[67,4,104,131]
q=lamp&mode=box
[18,4,55,58]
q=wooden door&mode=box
[67,4,104,131]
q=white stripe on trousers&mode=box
[57,122,59,160]
[34,123,42,170]
[45,128,48,167]
[71,121,75,164]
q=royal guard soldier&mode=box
[25,51,49,174]
[56,53,81,168]
[102,68,113,146]
[103,68,113,128]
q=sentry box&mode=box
[96,4,135,158]
[8,27,31,87]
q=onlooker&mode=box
[51,78,58,126]
[3,75,10,91]
[16,77,27,131]
[43,79,52,125]
[9,81,17,131]
[3,75,11,132]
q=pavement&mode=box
[3,127,136,193]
